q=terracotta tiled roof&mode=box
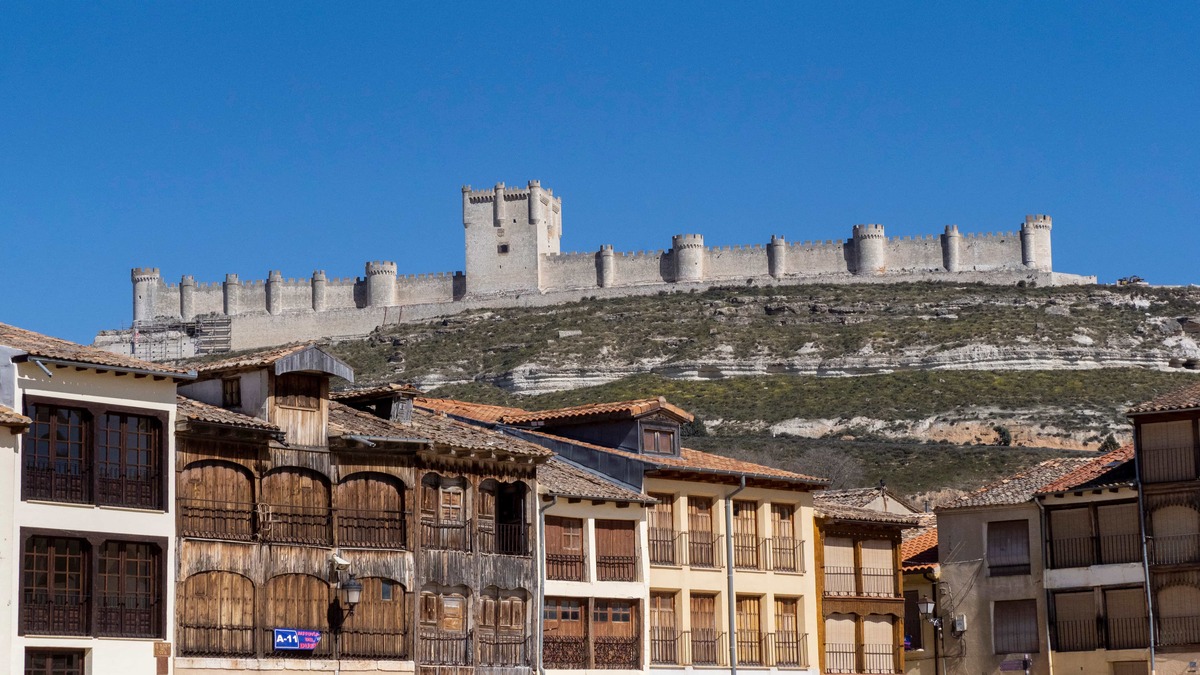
[817,487,919,513]
[0,404,31,429]
[0,322,191,376]
[1036,445,1135,495]
[189,344,313,374]
[940,457,1095,510]
[176,396,282,433]
[539,456,656,504]
[513,428,827,488]
[901,526,939,566]
[501,396,694,425]
[416,397,528,424]
[332,383,423,401]
[1128,381,1200,415]
[329,401,552,458]
[813,500,922,526]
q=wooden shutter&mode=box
[650,593,676,630]
[824,537,856,595]
[690,594,716,630]
[689,497,713,534]
[771,504,795,538]
[775,598,798,635]
[1106,588,1147,620]
[734,501,757,537]
[480,595,497,629]
[993,599,1038,654]
[597,520,636,557]
[862,539,895,596]
[546,516,583,554]
[1053,591,1097,650]
[825,613,855,643]
[1141,420,1195,482]
[1049,508,1094,567]
[441,595,465,632]
[1098,503,1141,563]
[650,494,675,531]
[987,520,1031,573]
[264,574,329,659]
[863,615,895,672]
[440,487,463,523]
[736,596,760,632]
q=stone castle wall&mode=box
[105,181,1091,357]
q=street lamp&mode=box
[338,574,364,619]
[917,595,942,675]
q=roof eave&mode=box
[19,355,196,381]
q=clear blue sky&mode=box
[3,2,1199,344]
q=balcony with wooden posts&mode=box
[178,498,409,549]
[648,630,810,669]
[824,643,901,674]
[1053,616,1150,652]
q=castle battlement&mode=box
[110,180,1089,357]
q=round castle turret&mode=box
[672,234,705,283]
[366,261,398,307]
[131,267,161,324]
[852,224,886,276]
[266,270,284,315]
[179,275,196,321]
[1021,214,1052,271]
[597,245,615,288]
[312,270,327,311]
[768,235,787,279]
[223,273,241,316]
[528,179,543,225]
[493,182,506,227]
[942,225,962,273]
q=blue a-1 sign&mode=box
[273,628,322,650]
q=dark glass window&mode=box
[23,405,90,503]
[23,403,164,510]
[25,650,84,675]
[222,378,241,408]
[21,537,89,636]
[97,413,161,509]
[97,541,161,637]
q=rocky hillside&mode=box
[319,281,1200,497]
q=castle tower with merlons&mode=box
[98,181,1090,358]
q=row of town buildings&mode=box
[3,319,1198,675]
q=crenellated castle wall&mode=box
[106,183,1088,357]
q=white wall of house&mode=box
[4,360,178,675]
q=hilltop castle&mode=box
[96,180,1095,359]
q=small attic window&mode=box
[498,244,510,254]
[642,428,676,455]
[222,378,241,408]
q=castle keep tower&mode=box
[852,224,886,275]
[1021,214,1052,271]
[462,180,562,296]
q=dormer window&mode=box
[276,374,320,410]
[642,427,676,455]
[222,378,241,408]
